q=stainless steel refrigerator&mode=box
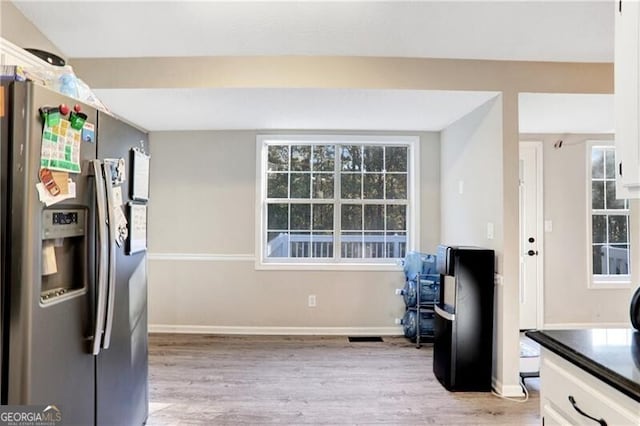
[0,80,149,425]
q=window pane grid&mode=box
[590,146,629,279]
[264,141,410,261]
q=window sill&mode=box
[255,261,404,272]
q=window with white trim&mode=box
[257,135,418,266]
[589,144,630,284]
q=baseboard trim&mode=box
[542,322,628,330]
[149,324,404,336]
[492,377,525,398]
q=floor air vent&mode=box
[348,336,383,343]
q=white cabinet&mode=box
[0,37,52,69]
[541,403,574,426]
[615,0,640,199]
[539,349,640,425]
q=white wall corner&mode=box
[492,377,525,398]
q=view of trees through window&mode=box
[264,141,411,261]
[591,146,629,277]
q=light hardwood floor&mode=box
[147,334,540,425]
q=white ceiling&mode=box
[94,88,499,131]
[14,1,613,63]
[95,88,614,134]
[12,1,615,133]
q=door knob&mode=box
[527,250,538,256]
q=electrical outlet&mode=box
[308,294,317,307]
[494,274,503,286]
[395,288,403,296]
[394,318,402,325]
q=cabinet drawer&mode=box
[541,352,640,425]
[542,399,574,426]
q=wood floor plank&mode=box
[147,334,540,425]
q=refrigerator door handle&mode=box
[91,160,109,355]
[435,305,456,322]
[102,162,117,349]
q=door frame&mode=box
[519,141,545,330]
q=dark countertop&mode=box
[526,329,640,403]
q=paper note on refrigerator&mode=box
[42,240,57,276]
[114,205,128,247]
[111,186,123,206]
[36,180,76,206]
[40,119,82,173]
[51,171,69,195]
[128,203,147,254]
[105,158,126,185]
[131,149,149,201]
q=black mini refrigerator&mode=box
[433,245,495,391]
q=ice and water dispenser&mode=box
[433,245,495,391]
[41,208,88,303]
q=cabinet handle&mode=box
[619,162,623,177]
[568,396,608,426]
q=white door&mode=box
[519,142,543,330]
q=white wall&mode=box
[521,134,630,327]
[147,130,440,333]
[440,97,504,254]
[440,96,517,394]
